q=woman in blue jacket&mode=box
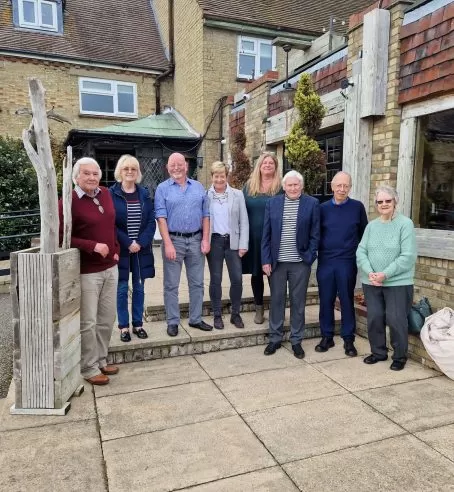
[110,155,156,342]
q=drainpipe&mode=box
[154,0,175,115]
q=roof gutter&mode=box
[203,17,320,39]
[154,0,175,115]
[0,49,164,74]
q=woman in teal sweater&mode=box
[357,185,417,371]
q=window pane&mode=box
[259,44,272,74]
[118,84,134,94]
[82,80,112,92]
[239,54,255,78]
[241,40,255,52]
[40,2,54,26]
[23,1,36,23]
[81,93,114,113]
[416,109,454,230]
[117,92,134,113]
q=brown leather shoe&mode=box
[85,374,109,385]
[100,365,119,375]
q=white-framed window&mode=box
[79,78,138,118]
[237,36,276,80]
[18,0,58,31]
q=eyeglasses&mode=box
[92,197,104,214]
[122,167,138,172]
[376,199,393,205]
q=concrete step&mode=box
[145,287,321,321]
[107,305,341,365]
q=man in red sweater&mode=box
[59,157,120,385]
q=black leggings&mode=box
[251,274,270,305]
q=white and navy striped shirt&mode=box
[278,196,302,262]
[123,190,142,240]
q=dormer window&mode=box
[16,0,59,32]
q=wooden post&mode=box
[11,79,82,416]
[62,146,73,250]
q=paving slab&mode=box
[314,356,439,392]
[0,382,96,432]
[195,345,300,379]
[97,380,235,440]
[179,467,299,491]
[94,356,209,397]
[287,335,370,363]
[416,424,454,461]
[108,321,190,351]
[0,419,106,492]
[243,394,405,463]
[102,415,276,492]
[356,376,454,432]
[215,364,347,414]
[284,434,454,492]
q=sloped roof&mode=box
[67,108,201,141]
[0,0,168,71]
[198,0,377,35]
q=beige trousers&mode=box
[80,265,118,379]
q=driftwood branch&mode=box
[62,146,73,250]
[21,78,59,254]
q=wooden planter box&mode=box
[10,247,82,415]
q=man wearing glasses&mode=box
[59,157,119,386]
[315,171,368,356]
[155,152,212,336]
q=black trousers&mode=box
[363,284,413,362]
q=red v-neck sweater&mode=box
[59,187,119,274]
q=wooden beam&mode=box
[402,93,454,119]
[360,9,390,118]
[62,146,73,250]
[396,117,417,217]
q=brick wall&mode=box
[347,0,454,310]
[399,2,454,104]
[229,108,245,134]
[0,56,172,143]
[268,56,347,117]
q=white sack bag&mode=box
[420,307,454,380]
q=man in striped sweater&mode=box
[262,170,320,359]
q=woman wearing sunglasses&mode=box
[357,185,417,371]
[110,155,156,342]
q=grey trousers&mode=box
[363,284,413,362]
[269,261,311,345]
[80,265,118,379]
[162,234,205,325]
[207,234,242,316]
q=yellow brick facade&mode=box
[0,56,173,143]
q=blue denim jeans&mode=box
[117,274,145,329]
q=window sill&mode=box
[78,113,138,121]
[236,77,253,83]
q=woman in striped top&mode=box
[110,155,156,342]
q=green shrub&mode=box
[0,136,39,253]
[284,73,327,194]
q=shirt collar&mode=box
[209,184,230,194]
[169,177,190,186]
[75,185,101,199]
[331,196,349,206]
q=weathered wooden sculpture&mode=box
[10,78,82,415]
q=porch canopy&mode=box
[65,107,202,190]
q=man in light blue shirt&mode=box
[155,152,212,336]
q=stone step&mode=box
[145,287,321,321]
[107,305,341,365]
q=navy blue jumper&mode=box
[317,198,368,340]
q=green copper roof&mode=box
[85,108,200,140]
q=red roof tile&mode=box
[0,0,169,71]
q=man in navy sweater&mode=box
[316,171,368,356]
